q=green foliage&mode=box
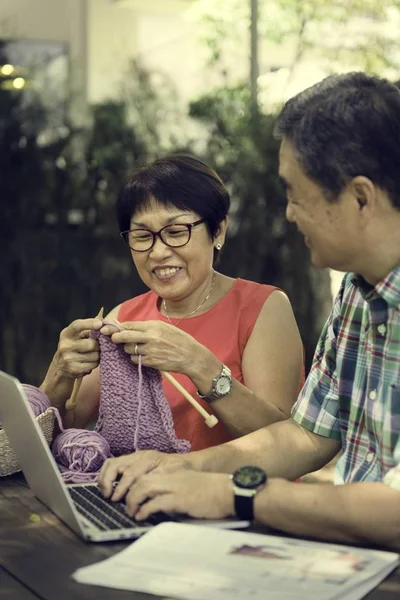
[120,59,188,154]
[195,0,400,75]
[81,101,146,232]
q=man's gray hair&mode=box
[275,72,400,209]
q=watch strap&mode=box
[234,488,256,521]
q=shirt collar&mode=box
[351,265,400,309]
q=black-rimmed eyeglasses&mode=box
[120,218,206,252]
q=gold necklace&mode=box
[163,271,216,327]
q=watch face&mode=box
[233,466,267,489]
[216,376,231,394]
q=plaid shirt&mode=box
[292,267,400,491]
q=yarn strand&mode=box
[133,354,143,451]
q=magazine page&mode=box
[73,523,399,600]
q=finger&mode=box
[111,451,165,500]
[110,330,148,344]
[110,455,159,501]
[57,355,99,378]
[98,458,129,498]
[111,469,139,502]
[123,342,147,357]
[61,363,98,378]
[124,479,160,517]
[118,320,172,334]
[100,324,120,336]
[58,342,99,365]
[77,328,104,340]
[77,360,100,374]
[133,494,177,520]
[68,338,99,353]
[60,350,99,366]
[77,329,92,339]
[117,321,150,332]
[63,318,103,339]
[70,318,103,335]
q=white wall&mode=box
[0,0,208,117]
[0,0,294,112]
[87,0,139,103]
[0,0,83,43]
[87,0,206,105]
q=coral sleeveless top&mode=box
[118,278,278,451]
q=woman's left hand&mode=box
[100,320,218,379]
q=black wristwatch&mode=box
[231,466,267,521]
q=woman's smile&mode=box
[152,266,183,281]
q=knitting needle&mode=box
[65,307,104,411]
[112,318,218,428]
[161,371,218,429]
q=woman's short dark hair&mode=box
[275,72,400,210]
[117,154,230,263]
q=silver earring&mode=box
[216,243,222,250]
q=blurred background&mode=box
[1,0,399,385]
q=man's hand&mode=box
[98,450,191,501]
[124,470,235,521]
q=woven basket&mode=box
[0,407,56,477]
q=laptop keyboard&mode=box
[68,484,174,531]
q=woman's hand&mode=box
[41,317,103,409]
[54,317,103,378]
[100,320,221,384]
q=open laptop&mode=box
[0,370,248,542]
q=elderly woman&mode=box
[41,154,303,450]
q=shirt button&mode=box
[377,324,386,336]
[366,452,374,463]
[369,390,377,400]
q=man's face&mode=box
[279,138,359,271]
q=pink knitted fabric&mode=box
[92,330,191,455]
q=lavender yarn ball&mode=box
[22,384,50,416]
[52,429,112,483]
[0,384,50,429]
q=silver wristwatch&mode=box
[197,364,232,403]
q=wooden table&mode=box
[1,474,399,600]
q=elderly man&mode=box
[98,72,400,550]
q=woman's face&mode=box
[129,198,226,303]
